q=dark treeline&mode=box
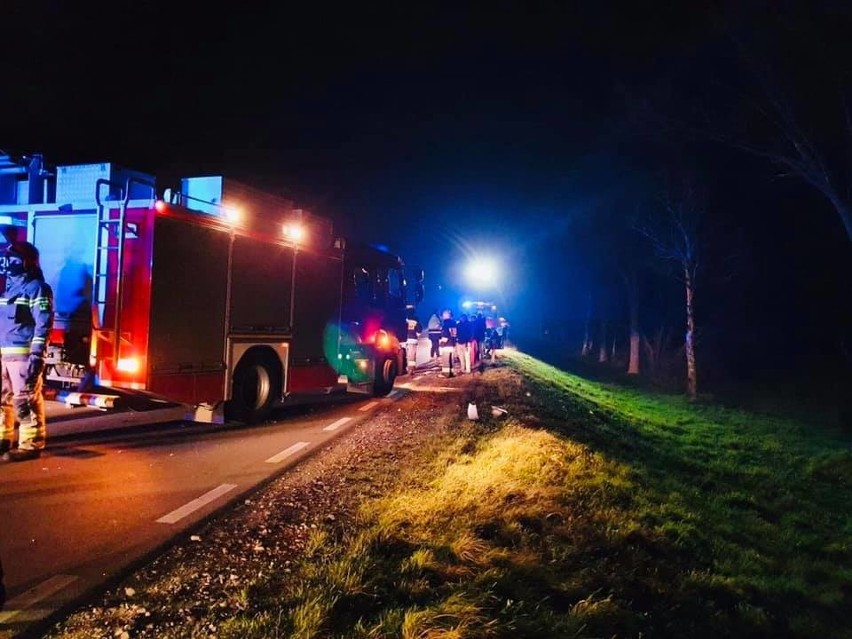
[522,3,852,415]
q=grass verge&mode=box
[219,353,852,638]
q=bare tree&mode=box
[614,222,653,377]
[627,9,852,244]
[695,11,852,244]
[728,62,852,243]
[620,262,641,375]
[581,291,593,357]
[637,178,702,399]
[598,320,608,363]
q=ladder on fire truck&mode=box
[93,177,155,375]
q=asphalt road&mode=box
[0,337,440,638]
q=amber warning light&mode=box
[116,357,141,374]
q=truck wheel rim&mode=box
[241,364,271,410]
[383,359,395,384]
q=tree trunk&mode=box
[684,267,698,399]
[641,333,656,375]
[598,321,608,363]
[627,284,640,375]
[628,331,641,374]
[581,292,592,357]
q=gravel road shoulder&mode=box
[43,368,486,639]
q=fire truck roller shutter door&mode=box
[225,346,283,423]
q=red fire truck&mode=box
[0,152,422,422]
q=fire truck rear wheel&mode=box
[227,350,282,423]
[373,355,397,397]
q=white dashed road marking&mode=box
[266,441,310,464]
[0,574,79,623]
[156,484,237,524]
[323,417,352,431]
[358,401,379,411]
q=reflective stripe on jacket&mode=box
[406,318,422,340]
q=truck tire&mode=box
[373,354,397,397]
[227,349,282,423]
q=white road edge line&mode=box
[266,441,310,464]
[358,401,379,411]
[323,416,353,431]
[0,574,79,623]
[156,484,237,524]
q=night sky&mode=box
[3,1,851,386]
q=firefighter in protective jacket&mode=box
[404,305,422,373]
[0,242,54,461]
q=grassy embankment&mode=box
[220,351,852,638]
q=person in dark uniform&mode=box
[404,305,422,373]
[472,311,486,369]
[439,309,457,377]
[426,310,442,360]
[455,313,472,374]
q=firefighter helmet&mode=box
[2,241,40,276]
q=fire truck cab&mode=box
[0,151,423,423]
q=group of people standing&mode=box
[425,308,489,377]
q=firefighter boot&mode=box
[10,406,44,461]
[1,404,13,457]
[9,447,40,461]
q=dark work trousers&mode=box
[440,342,455,376]
[428,331,442,358]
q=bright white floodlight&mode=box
[223,206,241,224]
[465,258,499,288]
[283,222,306,243]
